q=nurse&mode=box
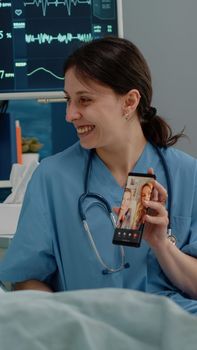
[0,37,197,313]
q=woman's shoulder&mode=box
[163,146,197,170]
[43,141,87,162]
[40,142,88,170]
[162,146,197,187]
[32,142,89,182]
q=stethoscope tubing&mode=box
[82,219,129,274]
[78,144,173,274]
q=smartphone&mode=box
[112,172,156,247]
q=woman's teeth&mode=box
[77,125,95,134]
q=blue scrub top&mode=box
[1,142,197,313]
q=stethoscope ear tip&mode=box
[102,269,109,275]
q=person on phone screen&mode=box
[0,37,197,315]
[116,188,132,229]
[131,182,153,230]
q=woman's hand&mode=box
[142,168,169,248]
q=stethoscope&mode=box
[78,143,175,275]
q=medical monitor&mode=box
[0,0,123,100]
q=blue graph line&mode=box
[24,0,91,16]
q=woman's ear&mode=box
[122,89,141,116]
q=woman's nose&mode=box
[66,104,82,123]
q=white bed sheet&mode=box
[0,288,197,350]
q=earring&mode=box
[124,113,129,121]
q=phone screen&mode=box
[113,172,156,247]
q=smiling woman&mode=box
[0,37,197,315]
[64,68,131,151]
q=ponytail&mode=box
[140,107,186,147]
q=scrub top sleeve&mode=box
[0,165,57,284]
[181,161,197,257]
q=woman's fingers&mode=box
[144,199,167,213]
[147,167,154,175]
[142,169,169,244]
[147,168,167,204]
[144,199,169,224]
[145,213,169,226]
[152,180,168,205]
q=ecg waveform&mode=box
[24,0,91,16]
[27,67,64,80]
[26,32,92,44]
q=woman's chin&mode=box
[79,138,96,150]
[78,129,98,149]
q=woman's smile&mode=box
[77,125,95,136]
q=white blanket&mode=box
[0,288,197,350]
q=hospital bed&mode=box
[0,288,197,350]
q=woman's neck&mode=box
[96,131,147,188]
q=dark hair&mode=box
[64,36,184,147]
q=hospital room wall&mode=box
[122,0,197,157]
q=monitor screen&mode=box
[0,0,123,100]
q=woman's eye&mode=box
[79,97,91,104]
[64,96,71,104]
